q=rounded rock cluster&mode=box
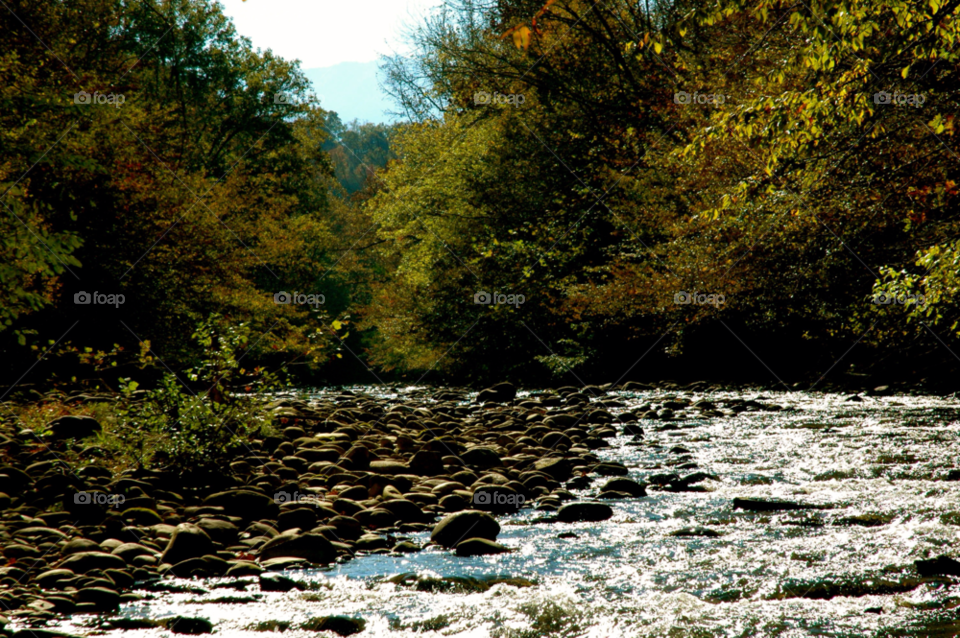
[0,381,663,629]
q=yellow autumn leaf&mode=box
[653,40,663,54]
[331,320,342,330]
[513,25,532,50]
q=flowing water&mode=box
[34,388,960,637]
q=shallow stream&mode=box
[39,388,960,637]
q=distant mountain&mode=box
[303,61,395,125]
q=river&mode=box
[31,386,960,637]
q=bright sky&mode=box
[218,0,443,69]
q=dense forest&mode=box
[2,0,959,392]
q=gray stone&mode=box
[430,510,500,548]
[161,524,214,565]
[557,502,614,523]
[455,537,511,556]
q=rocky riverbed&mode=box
[1,382,959,637]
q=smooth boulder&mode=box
[557,502,614,523]
[476,382,516,403]
[461,447,502,470]
[202,490,279,521]
[258,532,338,565]
[600,478,647,497]
[455,538,511,557]
[161,524,214,566]
[58,551,126,573]
[430,510,500,548]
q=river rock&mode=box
[600,478,647,497]
[733,498,816,512]
[259,572,302,592]
[160,617,214,634]
[327,515,362,541]
[300,616,366,636]
[62,538,100,555]
[104,568,134,589]
[335,485,369,500]
[455,538,511,556]
[916,555,960,577]
[76,586,120,610]
[35,569,75,589]
[476,382,516,403]
[409,450,445,476]
[542,432,573,450]
[170,555,229,578]
[161,524,214,565]
[278,507,320,530]
[355,534,391,551]
[461,447,501,469]
[378,498,428,524]
[225,561,263,577]
[203,490,279,521]
[112,543,156,562]
[58,551,126,573]
[534,457,573,482]
[430,510,500,548]
[670,527,721,538]
[338,445,368,470]
[195,518,239,545]
[369,460,410,475]
[439,494,468,512]
[557,502,614,523]
[258,532,338,564]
